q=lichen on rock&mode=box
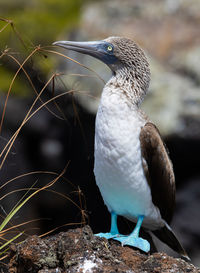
[8,226,199,273]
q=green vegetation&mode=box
[0,1,88,259]
[0,0,84,95]
[1,0,82,48]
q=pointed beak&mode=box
[52,40,117,65]
[53,40,104,58]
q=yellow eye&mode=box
[107,45,113,52]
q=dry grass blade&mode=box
[0,232,23,252]
[0,253,9,261]
[0,187,81,212]
[0,22,10,34]
[0,171,63,191]
[0,163,69,232]
[39,222,85,238]
[0,219,43,235]
[50,75,69,122]
[0,18,95,263]
[0,47,39,134]
[77,186,87,225]
[40,47,105,84]
[0,45,102,168]
[0,17,26,48]
[0,73,67,169]
[9,21,27,49]
[67,73,103,79]
[5,53,65,120]
[0,18,13,33]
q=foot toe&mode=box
[114,236,150,253]
[95,232,119,239]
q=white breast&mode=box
[94,83,164,230]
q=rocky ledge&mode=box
[7,226,199,273]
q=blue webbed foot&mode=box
[114,235,150,253]
[95,212,120,240]
[95,232,120,240]
[114,215,150,253]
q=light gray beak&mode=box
[52,40,117,65]
[53,40,103,59]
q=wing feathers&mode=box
[140,122,175,224]
[140,122,189,259]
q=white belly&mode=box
[94,88,164,230]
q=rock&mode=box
[8,226,199,273]
[142,58,200,137]
[54,0,200,138]
[170,46,200,85]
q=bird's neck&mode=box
[100,75,149,124]
[106,69,148,106]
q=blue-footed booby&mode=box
[53,37,189,260]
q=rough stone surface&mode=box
[7,226,200,273]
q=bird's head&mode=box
[53,37,150,102]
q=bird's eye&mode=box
[107,45,113,52]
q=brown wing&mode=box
[140,122,175,224]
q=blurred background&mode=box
[0,0,200,265]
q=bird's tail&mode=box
[152,223,190,262]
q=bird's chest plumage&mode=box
[94,86,157,223]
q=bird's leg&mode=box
[95,212,121,239]
[114,215,150,253]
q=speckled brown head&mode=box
[53,37,150,102]
[104,37,150,95]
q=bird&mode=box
[53,37,189,260]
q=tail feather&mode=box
[152,223,190,262]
